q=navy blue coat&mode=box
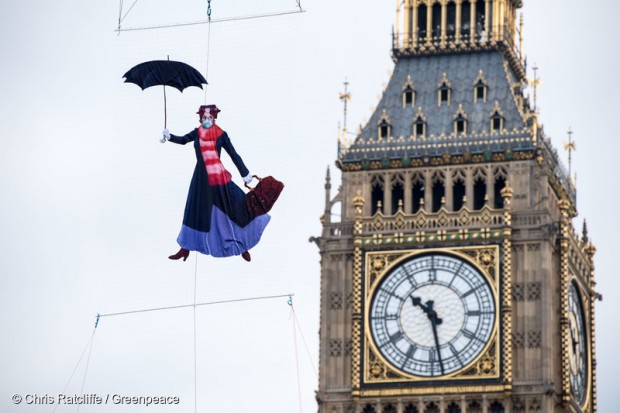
[170,126,252,232]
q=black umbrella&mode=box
[123,59,208,129]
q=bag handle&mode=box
[244,175,262,190]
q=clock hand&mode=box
[411,297,445,374]
[570,328,578,353]
[429,316,445,375]
[425,300,445,375]
[410,295,425,312]
[425,300,443,325]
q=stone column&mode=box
[486,166,494,208]
[404,0,412,47]
[484,0,491,41]
[470,0,476,41]
[465,167,473,209]
[385,172,393,215]
[445,169,453,211]
[426,1,433,46]
[441,0,448,47]
[404,172,413,214]
[455,0,462,43]
[412,1,419,46]
[424,170,433,211]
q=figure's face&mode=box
[201,112,214,128]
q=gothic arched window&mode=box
[417,4,428,40]
[362,404,377,413]
[378,110,392,139]
[391,175,405,214]
[403,74,416,108]
[494,175,507,209]
[371,175,384,215]
[438,73,452,106]
[405,404,419,413]
[491,112,503,132]
[413,107,427,138]
[473,172,487,210]
[467,401,482,413]
[446,1,457,39]
[447,402,461,413]
[379,119,391,139]
[384,404,397,413]
[490,102,504,132]
[474,70,488,102]
[425,402,440,413]
[475,80,487,102]
[461,1,471,39]
[455,114,467,134]
[453,177,466,211]
[432,173,445,212]
[489,402,505,413]
[412,174,425,213]
[404,86,415,107]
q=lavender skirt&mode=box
[177,206,271,257]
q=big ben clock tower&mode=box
[314,1,598,412]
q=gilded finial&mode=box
[582,220,589,244]
[500,182,513,201]
[352,190,365,215]
[564,127,576,179]
[530,64,540,113]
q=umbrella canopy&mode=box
[123,60,207,92]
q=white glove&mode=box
[243,174,254,184]
[162,128,171,142]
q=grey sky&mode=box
[1,1,618,412]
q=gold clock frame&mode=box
[359,245,503,394]
[566,276,592,412]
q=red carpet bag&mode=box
[245,175,284,216]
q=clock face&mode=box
[368,252,496,377]
[568,281,588,404]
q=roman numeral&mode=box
[428,269,437,282]
[390,331,404,344]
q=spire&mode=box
[530,64,540,113]
[564,127,576,179]
[582,220,589,244]
[323,166,332,224]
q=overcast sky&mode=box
[1,1,619,412]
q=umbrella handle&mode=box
[163,85,167,128]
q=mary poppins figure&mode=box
[162,104,270,262]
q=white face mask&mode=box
[202,119,213,129]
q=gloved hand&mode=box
[161,128,171,142]
[243,174,254,184]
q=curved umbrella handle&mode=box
[163,84,167,129]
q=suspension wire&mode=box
[114,9,305,33]
[204,0,212,104]
[290,304,318,378]
[76,334,97,413]
[98,293,295,318]
[53,316,99,413]
[117,0,140,34]
[120,0,139,24]
[288,297,303,413]
[117,0,123,33]
[52,327,97,413]
[193,254,198,413]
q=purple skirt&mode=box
[177,206,270,257]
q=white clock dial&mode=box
[568,281,587,404]
[369,253,496,377]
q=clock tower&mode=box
[314,1,598,412]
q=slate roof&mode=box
[340,50,535,164]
